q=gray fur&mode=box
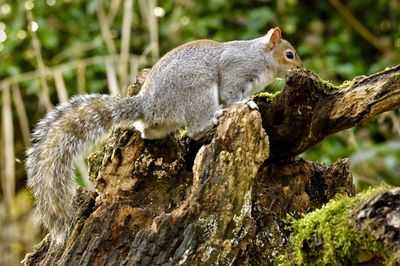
[26,28,301,244]
[26,94,142,243]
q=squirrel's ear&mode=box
[264,27,282,49]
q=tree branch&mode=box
[257,64,400,159]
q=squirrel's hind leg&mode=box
[186,84,220,140]
[140,121,181,139]
[188,121,215,140]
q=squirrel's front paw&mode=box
[213,108,228,125]
[239,98,259,110]
[246,100,259,110]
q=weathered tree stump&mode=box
[24,65,400,265]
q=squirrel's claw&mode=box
[246,100,259,110]
[239,98,259,110]
[213,108,228,125]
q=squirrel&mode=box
[26,27,301,244]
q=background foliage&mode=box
[0,0,399,264]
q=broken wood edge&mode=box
[256,64,400,159]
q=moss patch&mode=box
[319,78,338,91]
[276,187,392,265]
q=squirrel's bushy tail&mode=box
[26,94,142,244]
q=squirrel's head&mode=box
[264,27,302,78]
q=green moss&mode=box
[337,79,355,89]
[87,151,103,177]
[254,89,281,102]
[319,78,338,91]
[255,91,276,98]
[276,187,391,265]
[179,128,188,138]
[298,68,337,91]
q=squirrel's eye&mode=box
[285,51,294,59]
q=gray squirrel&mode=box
[26,27,301,244]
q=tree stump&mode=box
[24,65,400,265]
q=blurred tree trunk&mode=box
[24,65,400,265]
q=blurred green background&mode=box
[0,0,399,264]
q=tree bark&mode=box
[24,65,400,265]
[256,65,400,159]
[277,187,400,265]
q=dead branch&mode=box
[257,65,400,159]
